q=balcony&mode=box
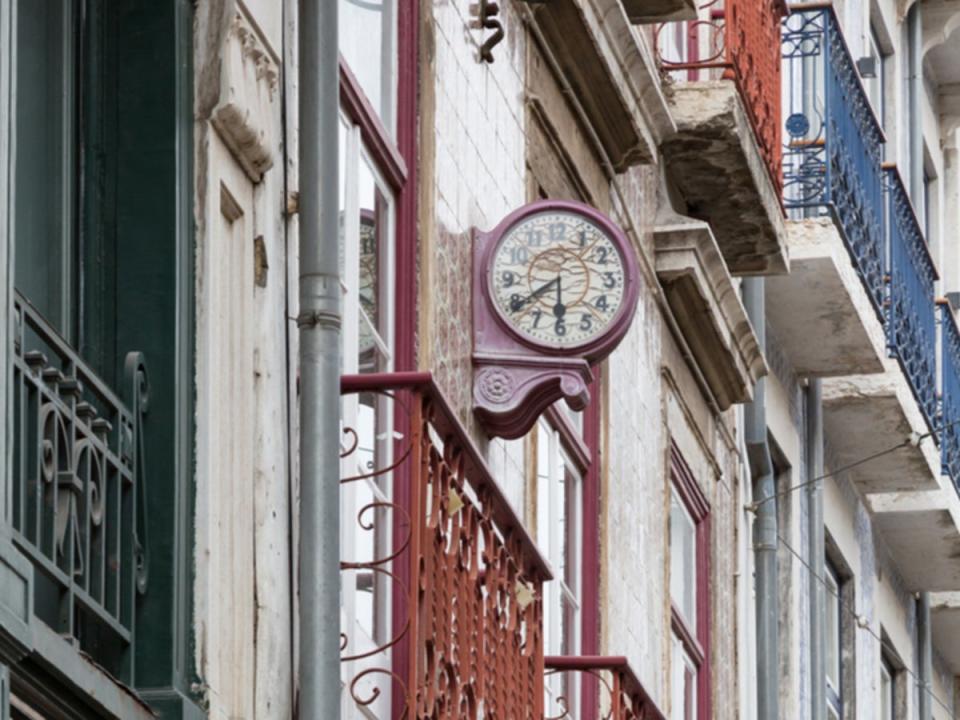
[8,292,148,682]
[940,302,960,489]
[656,0,789,275]
[781,5,886,311]
[654,218,767,408]
[544,656,666,719]
[884,166,938,431]
[339,373,552,718]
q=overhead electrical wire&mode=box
[746,416,960,514]
[776,532,955,717]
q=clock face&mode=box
[489,210,628,348]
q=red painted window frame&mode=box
[669,441,712,720]
[338,3,418,716]
[543,370,602,717]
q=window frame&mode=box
[337,2,418,715]
[668,442,712,720]
[825,559,843,717]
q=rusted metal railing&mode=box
[655,0,786,194]
[339,372,551,718]
[544,656,667,720]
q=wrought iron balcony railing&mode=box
[655,0,786,194]
[884,166,938,431]
[782,4,886,314]
[11,292,148,681]
[544,656,667,720]
[939,302,960,490]
[339,372,552,718]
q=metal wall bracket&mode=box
[473,0,504,63]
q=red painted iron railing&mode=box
[340,372,551,718]
[545,656,667,720]
[655,0,786,195]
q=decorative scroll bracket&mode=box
[473,354,593,440]
[472,0,504,63]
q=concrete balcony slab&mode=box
[619,0,696,23]
[660,81,788,275]
[868,492,960,593]
[654,218,767,409]
[766,219,886,377]
[823,365,941,494]
[930,592,960,674]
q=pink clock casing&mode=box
[472,199,640,439]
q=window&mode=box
[337,3,413,715]
[339,0,396,132]
[880,656,894,720]
[538,417,585,716]
[825,561,842,719]
[866,25,886,132]
[6,0,194,708]
[337,117,397,720]
[669,444,711,720]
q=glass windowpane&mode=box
[670,490,697,627]
[339,0,395,129]
[14,0,76,336]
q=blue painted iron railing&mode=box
[781,5,886,315]
[11,291,149,682]
[884,166,938,432]
[939,302,960,489]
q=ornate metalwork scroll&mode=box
[655,0,786,195]
[885,168,938,432]
[782,7,886,315]
[11,292,148,681]
[544,656,667,720]
[339,374,549,718]
[939,303,960,488]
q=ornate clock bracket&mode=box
[473,354,593,440]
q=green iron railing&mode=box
[11,291,148,681]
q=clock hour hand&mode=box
[553,275,566,318]
[510,276,559,312]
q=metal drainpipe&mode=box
[908,2,923,201]
[743,277,780,720]
[918,592,933,720]
[807,380,826,720]
[907,9,933,718]
[298,0,342,717]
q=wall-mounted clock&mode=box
[473,200,640,438]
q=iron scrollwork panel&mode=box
[11,293,148,681]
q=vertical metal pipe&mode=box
[908,3,923,202]
[918,592,932,720]
[807,379,826,720]
[298,0,342,717]
[743,277,780,720]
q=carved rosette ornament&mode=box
[473,200,640,438]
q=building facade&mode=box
[0,0,959,718]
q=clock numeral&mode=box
[532,309,543,328]
[554,318,567,336]
[525,230,543,247]
[549,222,566,241]
[602,271,617,289]
[592,246,610,265]
[509,247,529,264]
[502,270,516,287]
[595,295,609,312]
[510,293,524,312]
[578,230,587,248]
[579,314,592,331]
